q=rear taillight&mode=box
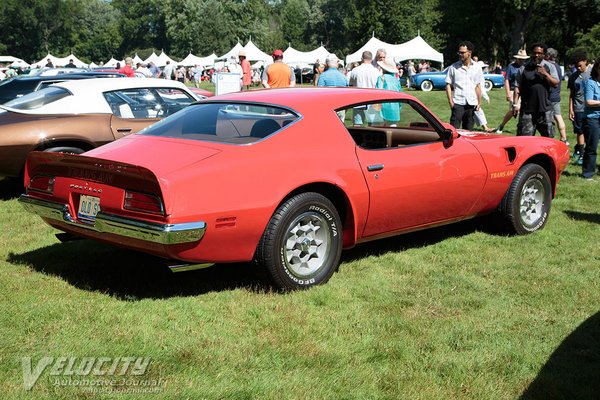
[123,190,164,215]
[28,176,55,193]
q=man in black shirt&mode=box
[513,42,559,137]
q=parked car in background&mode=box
[30,68,90,76]
[294,66,315,84]
[0,72,125,104]
[0,78,199,180]
[411,67,504,91]
[19,88,570,290]
[189,87,214,98]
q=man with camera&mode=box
[512,43,559,137]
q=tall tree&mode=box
[71,0,122,63]
[112,0,167,56]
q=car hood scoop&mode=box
[84,135,223,176]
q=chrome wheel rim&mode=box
[422,81,433,91]
[284,211,331,278]
[519,178,545,227]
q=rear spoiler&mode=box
[24,151,163,195]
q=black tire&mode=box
[43,147,85,155]
[484,79,493,91]
[255,192,342,290]
[420,80,434,92]
[499,164,552,235]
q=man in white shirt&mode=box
[445,41,483,130]
[349,51,381,125]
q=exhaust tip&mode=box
[166,262,215,273]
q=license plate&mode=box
[77,195,100,222]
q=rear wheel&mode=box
[43,146,85,155]
[255,192,342,290]
[499,164,552,234]
[420,80,434,92]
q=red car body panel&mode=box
[20,88,571,265]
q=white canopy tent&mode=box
[144,52,159,66]
[11,59,30,68]
[345,35,443,65]
[132,54,144,65]
[242,39,271,62]
[283,45,330,66]
[103,57,124,68]
[32,53,62,67]
[391,35,444,64]
[345,36,395,64]
[56,54,88,68]
[179,52,217,67]
[218,42,244,61]
[32,53,88,68]
[0,56,30,68]
[155,51,177,67]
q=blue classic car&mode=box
[411,67,505,92]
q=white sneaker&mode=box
[495,127,503,134]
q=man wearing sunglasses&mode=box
[445,41,483,130]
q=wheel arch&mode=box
[521,154,558,197]
[278,182,357,248]
[34,138,96,153]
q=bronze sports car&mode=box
[0,78,200,180]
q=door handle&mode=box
[116,128,132,133]
[367,164,384,172]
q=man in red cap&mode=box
[261,49,296,88]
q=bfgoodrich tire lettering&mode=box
[499,164,552,235]
[255,192,342,290]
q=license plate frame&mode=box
[77,195,100,222]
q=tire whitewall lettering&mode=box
[500,164,552,235]
[255,192,342,290]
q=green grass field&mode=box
[1,85,599,400]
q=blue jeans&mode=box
[582,117,600,178]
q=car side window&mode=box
[339,100,442,150]
[104,88,194,119]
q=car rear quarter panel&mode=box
[0,114,115,177]
[146,114,370,263]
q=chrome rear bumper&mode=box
[19,194,206,245]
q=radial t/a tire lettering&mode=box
[499,164,552,235]
[255,192,342,291]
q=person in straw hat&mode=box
[375,56,402,126]
[239,50,252,90]
[495,48,530,133]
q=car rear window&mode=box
[3,87,71,110]
[139,102,299,144]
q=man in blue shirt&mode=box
[317,54,348,87]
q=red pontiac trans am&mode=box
[19,88,570,290]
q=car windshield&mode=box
[139,102,299,144]
[3,86,71,110]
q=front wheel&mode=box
[420,80,433,92]
[255,192,342,290]
[499,164,552,234]
[484,79,493,91]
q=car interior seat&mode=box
[250,119,281,138]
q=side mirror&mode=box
[443,128,454,147]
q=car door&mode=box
[356,139,487,237]
[344,99,487,238]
